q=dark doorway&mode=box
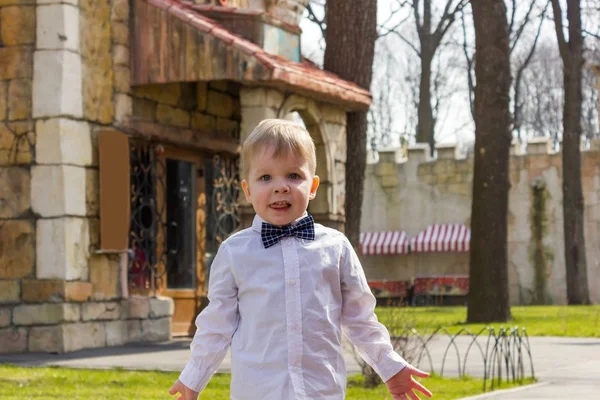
[166,159,196,290]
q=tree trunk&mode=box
[416,52,435,155]
[323,0,377,247]
[467,0,512,323]
[560,0,590,304]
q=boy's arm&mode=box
[339,236,407,382]
[178,243,239,393]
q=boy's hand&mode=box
[169,379,199,400]
[385,365,432,400]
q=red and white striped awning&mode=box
[410,224,471,253]
[360,231,410,255]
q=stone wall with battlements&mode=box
[361,139,600,305]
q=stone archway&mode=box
[278,95,337,227]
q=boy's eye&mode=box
[289,173,300,180]
[259,175,271,181]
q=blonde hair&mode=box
[241,119,316,178]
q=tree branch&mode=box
[550,0,569,59]
[460,7,475,119]
[583,28,600,40]
[432,0,468,49]
[510,0,540,54]
[413,0,423,37]
[378,13,411,39]
[508,0,518,38]
[388,29,422,56]
[306,3,326,39]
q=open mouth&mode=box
[270,201,291,209]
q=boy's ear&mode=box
[241,179,251,202]
[309,175,320,200]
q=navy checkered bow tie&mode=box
[261,215,315,248]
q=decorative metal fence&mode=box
[204,154,241,287]
[352,325,535,391]
[411,327,535,391]
[128,141,167,291]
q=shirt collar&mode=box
[251,212,309,233]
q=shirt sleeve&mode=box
[179,242,240,392]
[339,236,407,382]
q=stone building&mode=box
[361,139,600,306]
[0,0,370,353]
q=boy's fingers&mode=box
[407,390,421,400]
[412,380,433,398]
[409,366,430,378]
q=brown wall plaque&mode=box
[99,130,131,252]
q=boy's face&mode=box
[241,144,319,227]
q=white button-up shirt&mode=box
[179,214,406,400]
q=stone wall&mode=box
[130,81,241,140]
[361,139,600,305]
[0,0,226,353]
[0,1,37,351]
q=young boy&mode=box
[169,119,432,400]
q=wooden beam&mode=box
[123,120,241,155]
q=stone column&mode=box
[314,104,347,231]
[239,87,285,228]
[32,2,92,283]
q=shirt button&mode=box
[289,279,296,286]
[287,240,293,246]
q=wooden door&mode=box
[159,148,208,336]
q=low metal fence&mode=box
[351,325,535,391]
[409,327,535,391]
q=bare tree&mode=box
[368,40,418,149]
[550,0,590,304]
[520,40,564,140]
[512,1,549,141]
[382,0,468,154]
[460,0,549,139]
[467,0,512,323]
[323,0,378,248]
[516,35,598,141]
[582,31,600,138]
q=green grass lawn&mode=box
[0,365,535,400]
[375,305,600,337]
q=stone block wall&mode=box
[0,0,36,351]
[130,80,241,141]
[0,0,240,353]
[361,140,600,305]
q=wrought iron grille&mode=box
[204,154,241,284]
[128,141,167,291]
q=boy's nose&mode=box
[273,184,290,194]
